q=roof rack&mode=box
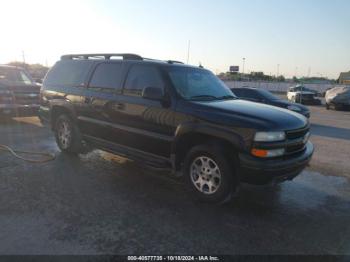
[60,54,185,65]
[61,53,143,61]
[167,60,184,64]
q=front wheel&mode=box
[54,114,85,154]
[183,144,238,203]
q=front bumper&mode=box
[238,141,314,185]
[0,104,40,117]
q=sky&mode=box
[0,0,349,79]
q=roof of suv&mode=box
[60,53,198,68]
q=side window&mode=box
[44,61,92,87]
[232,89,244,97]
[245,90,261,100]
[89,63,123,90]
[123,65,164,97]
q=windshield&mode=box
[167,67,236,101]
[0,67,34,86]
[258,89,280,100]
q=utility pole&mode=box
[242,58,246,74]
[22,50,26,65]
[307,67,311,78]
[295,66,298,77]
[186,40,191,64]
[277,64,280,77]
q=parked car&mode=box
[0,65,40,118]
[325,86,350,110]
[40,53,314,203]
[287,85,321,105]
[231,87,310,118]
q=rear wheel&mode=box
[54,114,85,154]
[183,144,238,203]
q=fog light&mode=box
[251,148,285,158]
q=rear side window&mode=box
[44,61,92,87]
[123,65,164,97]
[89,63,123,90]
[231,89,245,97]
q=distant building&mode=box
[338,71,350,84]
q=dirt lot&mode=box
[309,106,350,178]
[0,105,349,255]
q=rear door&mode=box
[77,61,125,140]
[106,64,176,158]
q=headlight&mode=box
[287,105,301,112]
[254,131,286,142]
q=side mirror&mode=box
[35,78,43,84]
[142,86,164,101]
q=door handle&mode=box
[85,97,93,103]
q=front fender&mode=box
[172,122,252,155]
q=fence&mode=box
[224,81,335,93]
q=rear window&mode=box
[89,63,123,90]
[44,60,92,87]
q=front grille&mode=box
[285,126,310,155]
[13,92,40,105]
[286,126,309,140]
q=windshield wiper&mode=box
[189,95,218,101]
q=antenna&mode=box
[186,40,191,64]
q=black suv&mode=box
[0,65,40,118]
[40,54,314,203]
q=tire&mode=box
[326,103,330,110]
[183,144,238,203]
[54,114,85,154]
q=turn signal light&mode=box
[251,148,285,158]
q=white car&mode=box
[287,85,321,104]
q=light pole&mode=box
[242,58,246,74]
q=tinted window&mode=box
[124,65,164,97]
[89,63,123,90]
[44,60,92,86]
[231,89,245,97]
[244,89,262,100]
[167,67,234,100]
[257,89,279,100]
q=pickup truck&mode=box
[0,65,40,118]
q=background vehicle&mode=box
[325,86,350,110]
[40,53,313,203]
[287,85,321,105]
[231,87,310,118]
[0,65,40,118]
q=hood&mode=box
[189,99,308,131]
[270,99,309,112]
[0,80,40,93]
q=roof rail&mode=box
[61,53,143,61]
[167,60,184,64]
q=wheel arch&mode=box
[171,123,246,172]
[50,101,77,130]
